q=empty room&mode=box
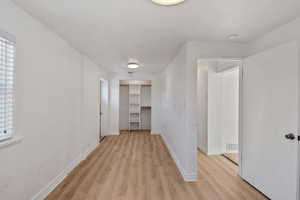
[1,0,300,200]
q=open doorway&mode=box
[197,59,241,166]
[99,79,107,143]
[119,80,152,134]
[217,66,240,165]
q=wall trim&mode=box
[31,141,98,200]
[107,130,120,135]
[161,133,197,182]
[151,130,161,135]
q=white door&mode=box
[99,81,103,141]
[100,80,108,137]
[242,41,299,200]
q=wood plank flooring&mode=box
[223,153,239,165]
[46,134,268,200]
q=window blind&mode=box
[0,35,15,142]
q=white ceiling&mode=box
[13,0,300,73]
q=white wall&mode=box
[161,42,247,181]
[161,45,190,179]
[220,67,239,153]
[207,62,223,155]
[207,65,239,155]
[196,61,208,153]
[0,1,107,200]
[108,72,161,135]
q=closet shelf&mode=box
[129,84,141,131]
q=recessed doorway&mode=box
[119,80,152,134]
[197,59,241,166]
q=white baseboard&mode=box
[161,133,197,182]
[183,173,198,182]
[31,141,98,200]
[107,130,120,135]
[207,152,222,156]
[151,130,161,135]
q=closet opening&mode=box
[197,59,241,167]
[119,80,152,134]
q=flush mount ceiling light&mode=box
[151,0,186,6]
[127,58,140,69]
[128,63,139,69]
[228,34,239,40]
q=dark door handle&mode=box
[285,133,296,140]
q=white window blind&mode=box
[0,34,15,142]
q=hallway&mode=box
[46,134,267,200]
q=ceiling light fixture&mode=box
[127,58,140,69]
[128,63,140,69]
[228,34,239,40]
[151,0,186,6]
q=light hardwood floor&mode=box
[223,153,239,165]
[46,134,268,200]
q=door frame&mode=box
[199,54,300,199]
[99,79,106,143]
[197,58,243,175]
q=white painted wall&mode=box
[161,42,247,181]
[161,45,190,179]
[0,1,108,200]
[108,72,161,135]
[206,65,240,155]
[220,67,239,153]
[207,62,223,155]
[197,61,240,155]
[196,61,208,153]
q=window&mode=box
[0,33,15,142]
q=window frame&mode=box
[0,29,17,143]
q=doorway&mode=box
[197,42,300,200]
[218,67,240,165]
[197,59,241,166]
[119,80,152,134]
[99,79,106,142]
